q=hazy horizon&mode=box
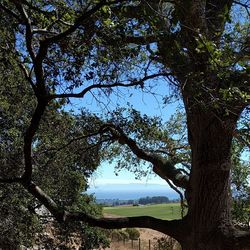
[87,183,179,200]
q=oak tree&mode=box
[0,1,249,249]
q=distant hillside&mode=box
[96,195,179,206]
[86,183,179,200]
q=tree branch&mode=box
[206,0,234,38]
[20,0,55,16]
[164,178,186,218]
[13,2,36,61]
[98,32,163,45]
[153,163,189,189]
[0,3,23,23]
[22,181,184,239]
[49,73,168,100]
[22,101,47,182]
[0,177,22,183]
[17,61,35,89]
[235,230,250,248]
[233,1,250,16]
[41,0,124,46]
[101,124,189,189]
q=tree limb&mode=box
[48,73,169,100]
[0,3,23,23]
[13,2,36,61]
[153,163,189,189]
[164,178,186,218]
[41,0,124,46]
[234,230,250,248]
[233,1,250,16]
[22,181,184,239]
[20,0,55,16]
[17,61,35,89]
[101,124,189,189]
[22,101,47,182]
[0,177,22,183]
[206,0,234,38]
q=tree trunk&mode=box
[181,107,244,249]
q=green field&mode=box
[104,203,183,220]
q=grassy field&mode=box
[104,203,183,220]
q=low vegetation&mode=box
[104,203,183,220]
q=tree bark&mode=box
[180,102,247,249]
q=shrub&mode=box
[125,228,140,240]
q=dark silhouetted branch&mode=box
[49,73,169,100]
[101,124,189,189]
[0,177,22,183]
[22,181,184,239]
[22,101,47,182]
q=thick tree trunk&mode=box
[180,107,244,249]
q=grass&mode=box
[104,203,183,220]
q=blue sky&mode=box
[89,161,168,186]
[69,80,182,187]
[64,76,183,188]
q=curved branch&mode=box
[0,177,22,183]
[153,163,189,189]
[20,0,55,16]
[0,3,23,23]
[234,230,250,248]
[22,101,47,182]
[14,2,36,61]
[101,124,189,189]
[41,0,124,46]
[66,212,181,236]
[48,73,168,100]
[233,1,250,16]
[22,181,184,239]
[17,61,35,89]
[206,0,234,37]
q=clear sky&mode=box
[68,79,181,187]
[89,161,168,186]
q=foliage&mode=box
[110,229,129,241]
[0,0,249,249]
[139,196,170,205]
[0,11,108,248]
[125,228,140,240]
[229,107,250,228]
[102,107,190,179]
[153,237,179,250]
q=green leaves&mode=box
[100,107,190,178]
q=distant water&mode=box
[86,184,178,200]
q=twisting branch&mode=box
[100,124,189,189]
[233,1,250,16]
[13,2,36,61]
[49,73,169,100]
[22,101,47,182]
[17,61,35,89]
[152,163,189,189]
[20,0,55,16]
[32,29,58,35]
[41,0,125,46]
[0,3,23,23]
[164,178,186,217]
[0,177,22,183]
[22,181,184,239]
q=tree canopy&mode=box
[0,0,249,249]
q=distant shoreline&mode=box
[86,183,179,201]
